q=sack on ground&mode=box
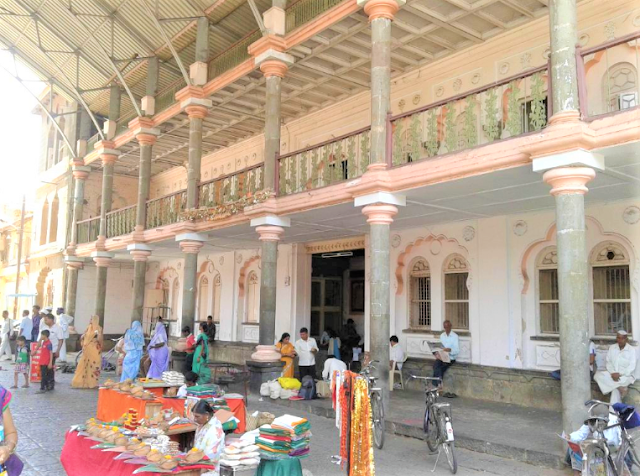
[299,375,316,400]
[268,380,282,399]
[260,382,271,397]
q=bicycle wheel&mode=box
[425,408,439,452]
[371,392,385,449]
[582,447,614,476]
[439,413,457,474]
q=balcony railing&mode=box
[277,127,371,196]
[578,31,640,119]
[106,205,136,239]
[199,164,264,208]
[286,0,344,33]
[76,216,100,244]
[389,65,549,167]
[208,30,262,80]
[146,190,188,229]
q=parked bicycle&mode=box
[75,337,121,373]
[360,360,385,449]
[579,399,640,476]
[410,375,457,474]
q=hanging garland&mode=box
[179,189,273,222]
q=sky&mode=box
[0,53,44,210]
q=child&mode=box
[36,329,53,394]
[177,371,199,398]
[11,336,29,389]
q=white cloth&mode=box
[589,341,597,372]
[0,319,12,360]
[39,322,64,354]
[19,316,32,340]
[390,343,405,370]
[58,313,74,338]
[295,337,318,367]
[595,343,637,395]
[177,384,188,398]
[570,412,621,447]
[322,357,347,381]
[440,331,460,361]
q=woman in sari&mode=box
[276,332,296,378]
[120,321,144,382]
[192,323,211,384]
[72,315,103,389]
[147,321,170,379]
[192,400,224,476]
[0,386,20,472]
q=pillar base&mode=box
[246,359,285,394]
[250,344,282,362]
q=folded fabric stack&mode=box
[257,415,311,460]
[186,384,224,398]
[162,371,184,386]
[220,441,261,470]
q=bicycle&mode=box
[75,337,121,372]
[579,399,640,476]
[410,375,457,474]
[360,360,385,449]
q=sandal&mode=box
[9,386,17,389]
[442,392,458,398]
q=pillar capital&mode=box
[129,117,160,142]
[94,139,117,152]
[248,34,287,58]
[65,255,84,270]
[100,153,118,166]
[179,240,204,254]
[256,225,285,242]
[357,0,405,20]
[185,104,209,120]
[136,133,158,147]
[72,165,90,180]
[362,203,398,225]
[542,167,596,196]
[91,251,113,267]
[254,50,294,79]
[127,243,152,261]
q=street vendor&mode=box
[192,400,225,476]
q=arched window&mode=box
[39,200,49,246]
[592,242,631,335]
[409,258,431,329]
[48,195,59,243]
[171,278,180,318]
[604,62,637,113]
[213,274,221,322]
[537,247,559,334]
[198,276,209,319]
[443,254,469,330]
[246,271,259,323]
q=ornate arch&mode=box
[520,216,637,294]
[35,266,52,307]
[395,233,468,295]
[197,259,216,280]
[238,255,260,298]
[155,266,178,289]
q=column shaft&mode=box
[181,252,199,333]
[95,266,108,328]
[370,17,392,165]
[99,161,115,237]
[70,177,86,244]
[65,267,79,316]
[550,0,579,114]
[186,116,203,208]
[263,75,282,189]
[259,240,278,345]
[136,142,153,227]
[131,260,147,323]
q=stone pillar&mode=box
[358,0,404,166]
[128,244,152,324]
[190,17,209,86]
[69,166,90,245]
[257,226,283,347]
[64,259,83,317]
[549,0,579,117]
[361,203,397,407]
[543,167,595,435]
[92,252,113,328]
[105,84,121,140]
[185,105,207,208]
[98,152,117,238]
[142,57,159,116]
[177,235,206,334]
[249,37,294,190]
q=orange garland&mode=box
[349,377,375,476]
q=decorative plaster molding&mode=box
[304,236,365,254]
[181,190,272,222]
[462,226,475,242]
[513,220,528,236]
[238,255,260,298]
[623,206,640,225]
[391,234,401,249]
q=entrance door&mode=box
[310,277,342,337]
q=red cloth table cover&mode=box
[225,397,246,434]
[157,397,187,416]
[97,388,157,422]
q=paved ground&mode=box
[0,366,572,476]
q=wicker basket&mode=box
[245,411,276,431]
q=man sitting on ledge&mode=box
[433,320,459,394]
[595,330,637,404]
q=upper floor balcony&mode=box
[73,31,640,254]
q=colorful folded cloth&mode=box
[289,447,310,458]
[256,437,291,449]
[259,434,291,442]
[257,444,289,454]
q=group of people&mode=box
[180,316,217,384]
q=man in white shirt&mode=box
[433,320,459,391]
[39,313,64,389]
[295,327,319,380]
[595,330,637,403]
[389,335,405,370]
[0,311,12,361]
[56,307,74,362]
[19,310,32,348]
[322,355,347,381]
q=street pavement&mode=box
[0,367,571,475]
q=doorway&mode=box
[310,249,365,340]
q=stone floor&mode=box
[0,365,570,476]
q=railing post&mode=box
[386,111,393,168]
